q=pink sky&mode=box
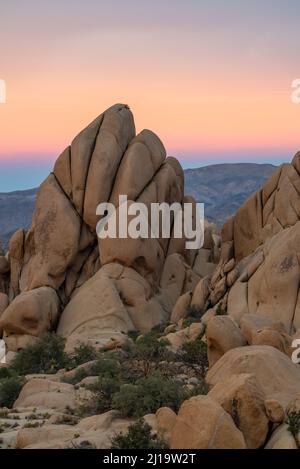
[0,1,300,190]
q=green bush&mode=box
[112,371,185,418]
[90,358,121,378]
[69,344,98,368]
[78,375,121,417]
[179,337,208,370]
[111,419,167,449]
[286,411,300,437]
[122,333,170,376]
[185,305,205,320]
[11,333,69,375]
[0,376,24,408]
[0,368,12,380]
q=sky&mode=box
[0,0,300,191]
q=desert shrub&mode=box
[127,331,140,342]
[112,371,185,418]
[150,322,171,337]
[90,357,121,377]
[185,305,205,321]
[69,344,98,368]
[111,419,168,449]
[179,337,208,371]
[286,411,300,437]
[11,333,69,375]
[0,368,12,380]
[122,333,170,376]
[78,375,121,417]
[62,356,121,385]
[62,367,89,385]
[70,440,96,449]
[0,376,24,408]
[23,421,41,428]
[55,414,78,425]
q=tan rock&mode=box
[109,130,166,209]
[142,413,157,433]
[251,329,291,354]
[191,276,210,310]
[83,105,136,229]
[99,200,165,283]
[170,395,246,449]
[4,333,38,352]
[206,316,247,367]
[0,292,8,316]
[207,345,300,408]
[57,270,134,352]
[264,398,285,423]
[265,424,297,449]
[240,314,286,342]
[227,281,249,324]
[247,222,300,333]
[286,392,300,414]
[164,322,204,352]
[210,277,227,306]
[156,407,177,445]
[159,254,187,309]
[16,425,81,449]
[0,256,10,274]
[221,216,234,242]
[201,307,216,326]
[170,292,192,324]
[219,241,234,263]
[14,379,76,411]
[0,287,60,337]
[226,267,239,288]
[223,258,235,273]
[8,229,24,298]
[24,174,81,290]
[208,373,269,448]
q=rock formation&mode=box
[1,104,300,450]
[180,152,300,339]
[0,104,220,353]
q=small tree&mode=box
[112,371,185,418]
[286,411,300,438]
[0,376,24,408]
[11,333,69,375]
[122,333,169,377]
[111,419,167,449]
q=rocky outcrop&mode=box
[206,346,300,409]
[0,104,220,353]
[170,395,246,449]
[208,373,269,448]
[204,153,300,335]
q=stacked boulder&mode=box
[0,104,220,353]
[189,152,300,337]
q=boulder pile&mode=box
[0,104,300,450]
[0,104,220,353]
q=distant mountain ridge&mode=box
[0,163,275,247]
[0,188,38,248]
[184,163,275,226]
